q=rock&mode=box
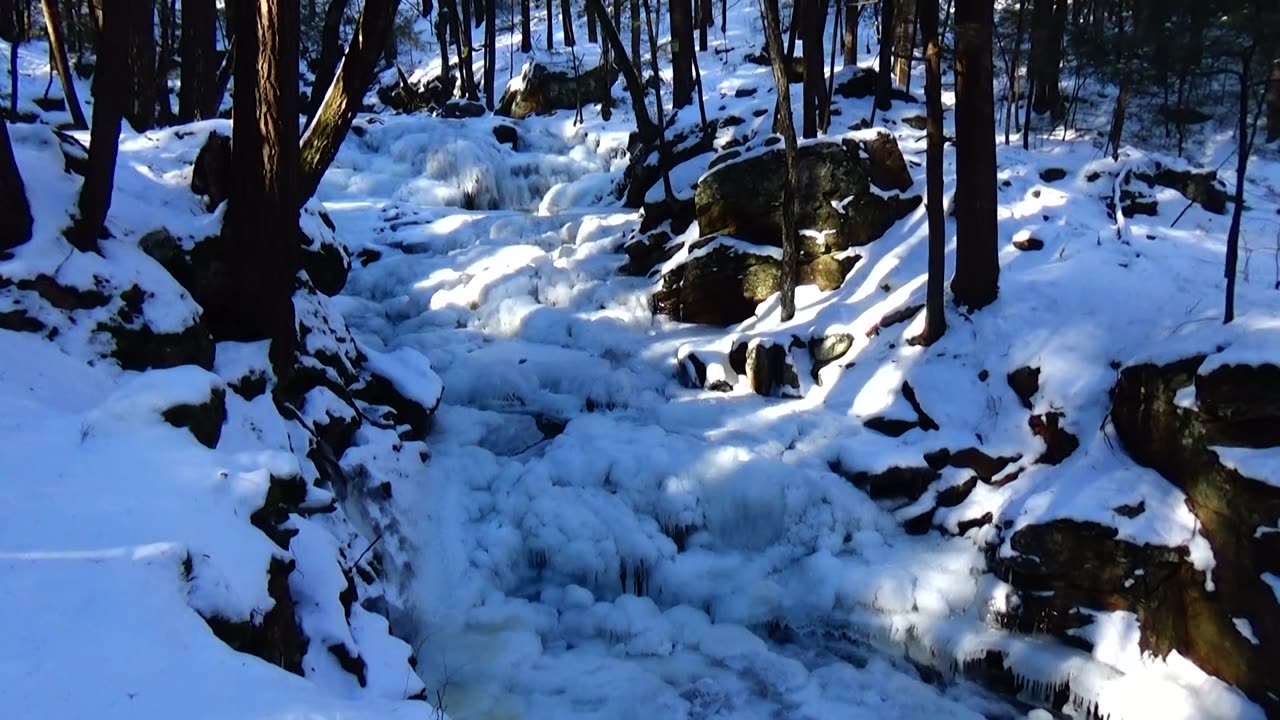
[1038,167,1068,183]
[442,98,486,118]
[620,230,681,277]
[191,131,232,211]
[744,49,805,83]
[300,215,351,297]
[831,67,916,103]
[808,333,854,379]
[863,417,919,437]
[496,61,613,120]
[623,117,746,209]
[866,303,923,338]
[694,139,920,261]
[1195,362,1280,423]
[865,132,913,192]
[98,284,215,371]
[198,555,308,676]
[743,339,801,397]
[352,367,440,442]
[1012,236,1044,251]
[901,115,927,131]
[161,385,227,449]
[652,241,861,326]
[901,381,939,431]
[1028,411,1078,465]
[924,447,1018,481]
[837,463,939,501]
[491,122,519,149]
[1134,164,1229,215]
[1110,357,1280,711]
[1007,366,1040,409]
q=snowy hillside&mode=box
[3,1,1280,719]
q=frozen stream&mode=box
[318,112,1042,720]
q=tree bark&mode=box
[67,0,130,254]
[436,0,452,75]
[40,0,88,128]
[892,0,914,87]
[669,0,694,108]
[843,0,858,66]
[546,0,553,49]
[561,0,575,45]
[224,0,301,370]
[631,0,641,62]
[915,0,945,344]
[1003,0,1026,144]
[307,0,350,124]
[124,0,156,130]
[1266,58,1279,143]
[951,0,998,310]
[300,0,397,206]
[179,0,216,121]
[447,0,478,98]
[800,0,825,138]
[586,0,656,140]
[0,119,33,250]
[1028,0,1063,115]
[484,0,495,108]
[641,0,675,207]
[874,0,895,112]
[155,0,175,124]
[1224,49,1253,324]
[520,0,531,51]
[587,0,598,42]
[760,0,799,321]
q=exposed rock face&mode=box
[995,356,1280,715]
[646,138,919,326]
[1133,164,1230,215]
[161,385,227,449]
[496,61,613,120]
[695,140,920,260]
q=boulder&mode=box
[442,98,487,118]
[651,240,861,326]
[496,61,613,120]
[1195,362,1280,423]
[694,139,920,261]
[161,385,227,449]
[1105,357,1280,712]
[1134,164,1230,215]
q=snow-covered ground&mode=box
[3,1,1280,719]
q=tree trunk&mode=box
[641,0,675,205]
[587,0,598,42]
[124,0,156,130]
[800,0,825,138]
[631,0,640,62]
[154,0,174,124]
[561,0,575,45]
[1224,50,1253,324]
[40,0,88,128]
[520,0,531,51]
[669,0,694,108]
[307,0,350,124]
[951,0,998,310]
[67,0,130,254]
[760,0,799,321]
[0,119,33,250]
[546,0,553,49]
[915,0,945,344]
[874,0,895,112]
[1028,0,1063,115]
[224,0,301,371]
[300,0,397,206]
[697,0,708,51]
[892,0,914,87]
[437,0,452,75]
[1266,58,1279,143]
[179,0,216,121]
[484,0,495,108]
[586,0,656,139]
[448,0,478,98]
[1004,0,1026,144]
[843,0,859,66]
[1106,78,1128,161]
[0,0,15,42]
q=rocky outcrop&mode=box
[496,61,613,120]
[994,356,1280,715]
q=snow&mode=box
[4,1,1280,718]
[1211,446,1280,489]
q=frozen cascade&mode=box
[318,104,1262,720]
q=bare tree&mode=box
[951,0,998,310]
[124,0,156,130]
[914,0,945,344]
[586,0,657,139]
[67,0,132,254]
[760,0,799,321]
[300,0,398,205]
[484,0,496,108]
[520,0,531,51]
[179,0,217,121]
[670,0,694,107]
[39,0,88,128]
[0,119,32,250]
[873,0,895,114]
[1003,0,1027,144]
[799,0,826,138]
[561,0,575,45]
[307,0,351,124]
